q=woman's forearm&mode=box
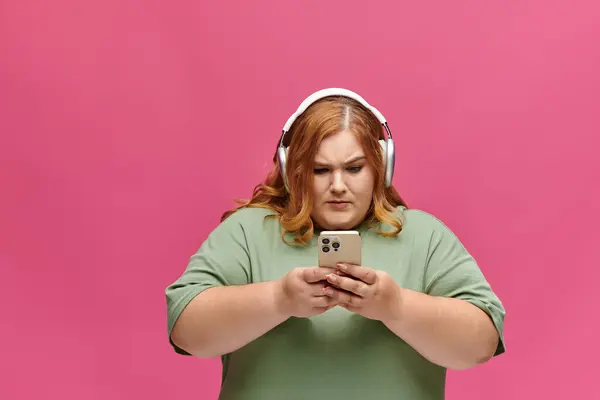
[383,288,499,370]
[170,281,289,358]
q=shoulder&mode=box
[396,207,472,260]
[395,206,452,236]
[198,206,280,250]
[218,206,280,234]
[393,206,467,251]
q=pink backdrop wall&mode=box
[1,1,599,399]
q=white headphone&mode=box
[277,88,395,190]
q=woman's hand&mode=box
[323,263,404,322]
[275,266,340,318]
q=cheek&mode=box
[352,171,375,198]
[312,176,328,198]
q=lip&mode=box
[327,201,351,209]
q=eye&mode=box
[313,168,329,175]
[347,166,363,173]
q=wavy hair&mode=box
[221,95,408,245]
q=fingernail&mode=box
[337,263,347,271]
[328,274,337,283]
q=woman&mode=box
[165,88,506,399]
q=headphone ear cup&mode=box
[277,146,290,190]
[385,139,395,188]
[378,139,395,188]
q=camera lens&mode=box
[322,238,330,244]
[322,246,330,253]
[332,242,340,249]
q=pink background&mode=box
[1,1,599,399]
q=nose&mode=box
[330,170,347,194]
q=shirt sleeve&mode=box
[423,217,506,357]
[165,213,252,355]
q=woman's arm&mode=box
[383,288,499,370]
[170,266,337,358]
[170,281,287,358]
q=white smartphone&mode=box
[317,230,362,268]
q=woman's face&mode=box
[310,130,375,230]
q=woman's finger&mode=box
[336,263,377,285]
[326,273,370,297]
[323,285,363,307]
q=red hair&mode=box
[221,95,408,245]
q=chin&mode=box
[320,216,358,231]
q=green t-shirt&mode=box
[165,206,506,400]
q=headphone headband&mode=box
[282,88,388,133]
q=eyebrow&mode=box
[314,155,366,167]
